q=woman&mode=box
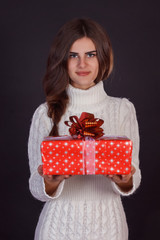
[28,18,141,240]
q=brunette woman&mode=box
[28,18,141,240]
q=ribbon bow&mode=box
[64,112,104,139]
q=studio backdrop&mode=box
[1,1,160,239]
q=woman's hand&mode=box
[38,165,71,196]
[106,165,136,192]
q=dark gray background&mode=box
[1,1,160,239]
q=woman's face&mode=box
[67,37,99,90]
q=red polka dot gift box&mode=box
[41,112,132,175]
[41,135,132,175]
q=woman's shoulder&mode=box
[105,96,137,130]
[107,95,134,108]
[106,95,136,119]
[30,102,53,131]
[31,102,50,122]
[33,102,48,114]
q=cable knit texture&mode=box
[28,81,141,240]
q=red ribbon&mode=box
[64,112,104,139]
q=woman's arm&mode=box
[28,104,66,201]
[110,98,141,195]
[37,165,70,196]
[108,165,136,192]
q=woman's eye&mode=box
[87,53,96,58]
[69,54,78,58]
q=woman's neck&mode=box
[66,81,108,112]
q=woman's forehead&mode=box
[70,37,96,53]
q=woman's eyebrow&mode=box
[69,52,78,54]
[69,50,97,54]
[85,50,97,54]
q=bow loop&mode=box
[64,112,104,139]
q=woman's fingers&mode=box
[37,165,71,182]
[38,164,136,184]
[131,165,136,175]
[108,175,113,178]
[106,165,136,184]
[37,165,43,176]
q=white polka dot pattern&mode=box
[41,136,132,175]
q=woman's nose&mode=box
[78,56,87,68]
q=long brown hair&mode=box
[43,18,114,136]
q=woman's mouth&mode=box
[76,71,90,76]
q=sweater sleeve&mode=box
[28,103,65,202]
[111,98,141,196]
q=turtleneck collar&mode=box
[66,81,108,112]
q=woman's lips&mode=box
[76,71,90,76]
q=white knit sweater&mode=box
[28,81,141,240]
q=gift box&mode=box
[41,135,132,175]
[41,112,132,175]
